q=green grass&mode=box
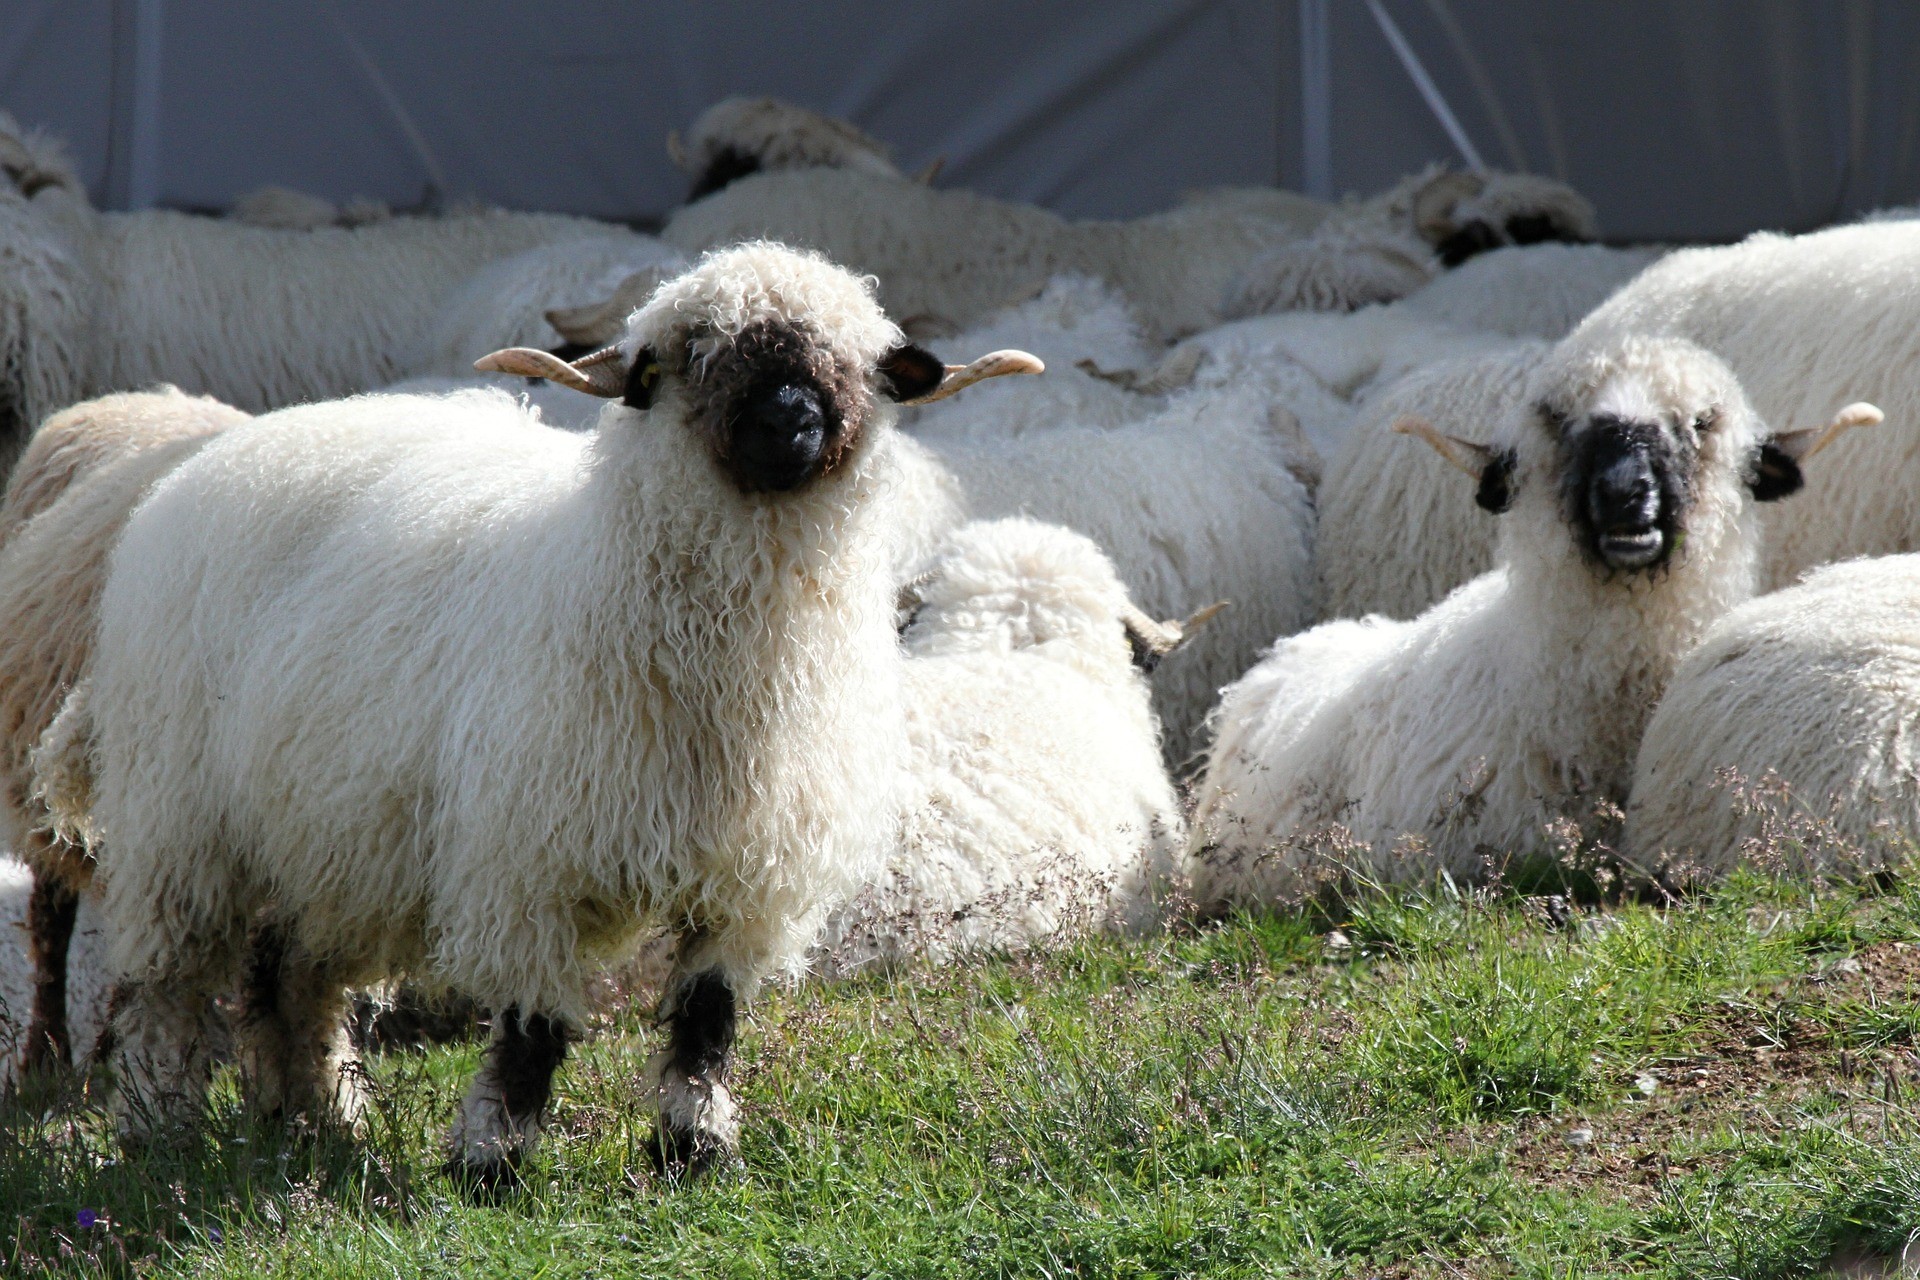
[9,872,1920,1278]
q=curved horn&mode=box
[1772,401,1884,462]
[1393,416,1497,478]
[914,155,947,184]
[1122,600,1228,670]
[1409,168,1487,242]
[903,349,1045,405]
[665,129,689,170]
[475,344,628,398]
[543,266,674,348]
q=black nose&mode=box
[1586,438,1666,569]
[729,382,828,493]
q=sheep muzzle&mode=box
[1564,417,1691,571]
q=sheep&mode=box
[661,166,1315,342]
[0,114,618,467]
[1627,553,1920,882]
[228,186,392,230]
[1219,166,1600,319]
[1187,333,1878,908]
[1395,243,1665,340]
[0,857,109,1090]
[1570,220,1920,589]
[0,388,249,1076]
[812,519,1197,977]
[1315,340,1548,621]
[668,96,906,201]
[38,244,1039,1184]
[900,384,1317,764]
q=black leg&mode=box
[22,872,79,1074]
[445,1005,571,1196]
[648,968,739,1178]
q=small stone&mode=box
[1635,1073,1659,1096]
[1566,1127,1594,1147]
[1324,930,1352,952]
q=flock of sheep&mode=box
[0,96,1916,1191]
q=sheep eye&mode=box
[1691,410,1718,434]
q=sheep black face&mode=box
[1555,409,1697,572]
[681,319,865,494]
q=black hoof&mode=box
[646,1124,732,1180]
[442,1153,523,1202]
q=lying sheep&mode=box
[813,519,1195,977]
[1220,166,1600,318]
[1316,341,1547,620]
[0,114,615,466]
[0,388,249,1075]
[41,244,1036,1184]
[669,96,906,200]
[1188,334,1876,906]
[228,186,391,230]
[901,384,1316,765]
[661,166,1313,342]
[1571,220,1920,589]
[1628,553,1920,881]
[1396,243,1664,340]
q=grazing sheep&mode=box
[1316,341,1548,621]
[669,96,905,201]
[228,187,391,230]
[813,519,1195,977]
[1571,220,1920,588]
[0,114,614,466]
[1628,553,1920,881]
[42,244,1037,1183]
[903,385,1317,764]
[0,388,248,1075]
[662,167,1314,341]
[1219,166,1600,319]
[1188,334,1876,907]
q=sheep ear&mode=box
[1393,416,1516,513]
[544,267,675,350]
[876,343,947,402]
[1752,401,1883,502]
[893,349,1046,406]
[474,344,628,398]
[1123,601,1227,674]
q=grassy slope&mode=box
[7,873,1920,1278]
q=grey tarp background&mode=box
[2,0,1917,241]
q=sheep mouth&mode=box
[1597,527,1665,569]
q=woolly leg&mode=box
[236,921,364,1126]
[21,871,80,1075]
[445,1007,571,1194]
[646,962,739,1178]
[111,962,224,1145]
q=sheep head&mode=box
[477,242,1040,495]
[1399,335,1880,575]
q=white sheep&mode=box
[1628,553,1920,882]
[0,114,617,463]
[1219,165,1601,318]
[669,96,907,201]
[900,383,1317,765]
[661,166,1315,342]
[228,186,391,230]
[813,519,1195,977]
[0,388,249,1076]
[1188,334,1876,907]
[1570,220,1920,589]
[1315,340,1548,621]
[1396,243,1664,340]
[37,243,1038,1183]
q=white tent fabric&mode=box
[3,0,1917,241]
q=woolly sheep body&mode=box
[1190,337,1789,906]
[1397,243,1664,340]
[675,96,903,189]
[51,246,928,1169]
[1316,341,1547,620]
[909,387,1317,764]
[1573,221,1920,588]
[0,858,108,1088]
[1628,554,1920,880]
[661,168,1308,341]
[814,520,1183,978]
